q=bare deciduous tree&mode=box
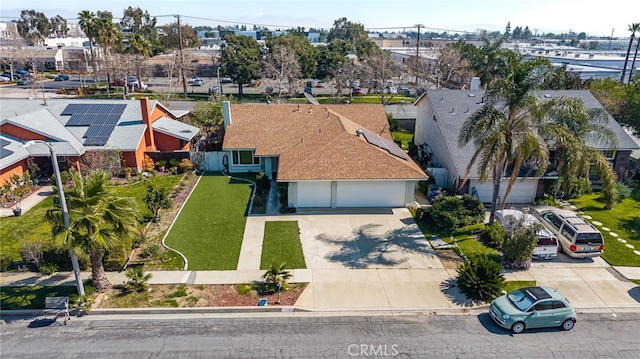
[261,45,302,103]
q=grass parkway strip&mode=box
[260,221,307,270]
[164,173,253,270]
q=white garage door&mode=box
[336,181,406,207]
[470,179,538,204]
[297,181,331,207]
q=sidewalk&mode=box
[0,185,53,218]
[2,265,638,313]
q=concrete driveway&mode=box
[241,208,444,271]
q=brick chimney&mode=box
[140,97,156,150]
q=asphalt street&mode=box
[2,313,639,358]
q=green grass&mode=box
[163,173,253,270]
[444,223,502,263]
[0,175,183,263]
[632,280,640,286]
[260,221,307,270]
[505,280,537,293]
[571,187,640,267]
[112,175,183,220]
[392,130,414,150]
[0,285,94,309]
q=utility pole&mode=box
[176,15,187,98]
[415,24,424,85]
[608,28,615,51]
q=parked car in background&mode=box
[387,86,398,94]
[490,286,576,334]
[351,87,364,95]
[304,86,314,95]
[316,81,326,88]
[495,209,559,260]
[350,80,360,88]
[54,74,69,81]
[220,76,233,83]
[110,79,126,87]
[399,86,411,96]
[208,85,220,95]
[15,69,31,77]
[17,77,34,85]
[188,77,204,86]
[532,207,604,258]
[0,75,10,83]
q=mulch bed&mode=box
[96,283,307,308]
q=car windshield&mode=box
[575,233,603,244]
[507,289,535,311]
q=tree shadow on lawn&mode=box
[619,216,640,241]
[317,224,434,268]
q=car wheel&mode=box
[562,319,575,331]
[511,322,525,334]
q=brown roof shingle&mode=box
[223,104,428,181]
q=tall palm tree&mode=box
[537,97,619,208]
[629,37,640,81]
[621,23,640,83]
[46,169,139,292]
[78,11,97,77]
[458,52,552,224]
[94,11,121,97]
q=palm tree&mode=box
[621,23,640,83]
[94,11,121,97]
[537,97,619,208]
[629,37,640,81]
[78,11,97,77]
[46,169,139,292]
[458,52,552,224]
[261,262,291,293]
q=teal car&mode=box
[489,286,576,334]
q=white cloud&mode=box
[249,12,264,18]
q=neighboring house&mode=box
[414,89,639,205]
[222,102,428,208]
[0,98,199,184]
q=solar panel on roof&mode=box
[0,147,13,159]
[64,103,126,127]
[97,124,116,137]
[359,128,409,160]
[0,138,10,147]
[84,124,103,138]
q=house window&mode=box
[601,150,615,160]
[232,150,260,165]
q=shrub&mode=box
[427,194,485,233]
[142,155,155,172]
[179,158,194,172]
[261,262,291,293]
[141,244,162,259]
[615,182,632,201]
[502,222,538,270]
[456,255,506,303]
[482,222,506,250]
[39,262,59,275]
[123,266,152,293]
[0,253,14,272]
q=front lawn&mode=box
[571,187,640,267]
[163,173,253,270]
[0,175,183,264]
[260,221,307,270]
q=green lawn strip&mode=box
[631,280,640,286]
[505,280,537,293]
[260,221,306,270]
[113,175,183,220]
[164,173,252,270]
[444,224,502,263]
[392,130,414,150]
[0,175,182,263]
[571,189,640,267]
[0,285,95,309]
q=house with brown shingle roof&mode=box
[221,102,428,208]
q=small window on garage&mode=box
[232,150,260,165]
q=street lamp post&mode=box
[25,140,85,297]
[217,66,222,95]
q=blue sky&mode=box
[1,0,637,37]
